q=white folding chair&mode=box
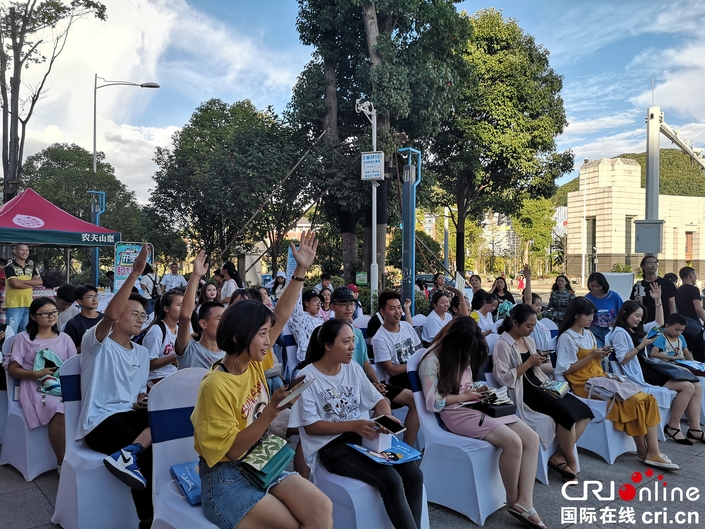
[407,349,505,525]
[541,318,559,338]
[52,356,138,529]
[149,368,216,529]
[0,335,58,481]
[353,314,371,332]
[313,462,430,529]
[279,322,299,383]
[411,314,427,328]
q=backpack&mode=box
[132,320,167,346]
[146,272,160,299]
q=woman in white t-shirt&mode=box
[470,293,499,337]
[220,261,243,307]
[144,289,182,388]
[290,320,424,529]
[421,291,453,345]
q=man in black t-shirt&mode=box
[676,267,705,361]
[64,284,105,353]
[631,256,677,324]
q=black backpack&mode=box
[132,320,166,346]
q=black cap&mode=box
[302,290,322,303]
[331,287,357,303]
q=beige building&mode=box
[566,157,705,278]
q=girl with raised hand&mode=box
[6,297,77,466]
[419,317,546,529]
[191,231,332,529]
[493,304,593,482]
[555,297,678,470]
[290,319,424,529]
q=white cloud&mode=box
[561,128,646,170]
[564,110,641,137]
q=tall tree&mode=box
[430,8,573,274]
[0,0,106,202]
[512,197,556,271]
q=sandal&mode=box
[687,429,705,443]
[548,460,577,480]
[507,503,547,529]
[665,425,693,445]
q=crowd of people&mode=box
[2,239,705,529]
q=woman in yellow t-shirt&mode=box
[191,231,332,529]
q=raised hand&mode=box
[522,265,531,280]
[192,250,209,278]
[291,230,318,271]
[403,298,412,311]
[132,245,150,277]
[649,281,662,301]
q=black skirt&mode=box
[522,379,594,431]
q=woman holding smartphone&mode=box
[290,319,424,529]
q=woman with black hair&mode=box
[318,287,333,321]
[545,275,575,326]
[419,317,545,529]
[471,293,499,337]
[493,304,593,482]
[421,290,452,345]
[6,297,77,466]
[267,272,286,301]
[555,297,678,470]
[196,282,218,309]
[490,277,515,305]
[469,274,486,311]
[290,319,424,529]
[584,272,623,347]
[144,289,183,388]
[220,261,244,307]
[191,231,332,529]
[429,272,447,297]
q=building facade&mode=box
[566,157,705,278]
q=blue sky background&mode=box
[21,0,705,201]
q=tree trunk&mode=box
[456,205,467,275]
[322,56,338,140]
[339,211,358,285]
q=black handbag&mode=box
[467,393,517,424]
[639,355,699,382]
[683,316,703,338]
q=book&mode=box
[348,436,422,466]
[169,460,201,506]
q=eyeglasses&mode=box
[84,295,101,301]
[35,311,59,319]
[333,301,356,308]
[129,311,148,322]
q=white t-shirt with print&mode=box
[372,321,421,368]
[289,361,383,473]
[143,323,178,380]
[77,325,150,439]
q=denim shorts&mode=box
[199,458,294,529]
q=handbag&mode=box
[538,380,569,399]
[169,460,201,505]
[239,434,294,491]
[683,316,703,338]
[675,359,705,377]
[585,375,643,419]
[639,355,699,383]
[467,386,517,424]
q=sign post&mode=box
[114,242,154,294]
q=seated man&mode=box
[77,246,154,529]
[63,284,105,353]
[56,284,80,329]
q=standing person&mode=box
[676,266,705,362]
[219,261,243,307]
[555,297,678,470]
[469,274,487,311]
[266,272,287,301]
[5,298,77,467]
[78,246,155,528]
[584,272,623,348]
[422,291,453,345]
[490,277,515,304]
[63,285,105,353]
[664,273,679,287]
[290,320,424,529]
[105,271,115,291]
[545,275,575,327]
[191,231,333,529]
[175,251,225,369]
[288,290,324,362]
[494,305,593,482]
[144,290,183,388]
[318,288,333,322]
[517,275,525,292]
[631,256,677,323]
[429,272,447,297]
[419,318,546,529]
[313,273,332,294]
[56,284,80,329]
[159,263,187,294]
[4,243,43,333]
[140,263,160,315]
[471,294,499,337]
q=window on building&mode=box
[686,231,693,264]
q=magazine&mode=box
[347,436,422,466]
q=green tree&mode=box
[140,205,187,268]
[430,8,573,274]
[387,228,442,272]
[1,0,107,202]
[512,197,555,270]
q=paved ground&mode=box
[1,428,704,529]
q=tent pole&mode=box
[66,248,70,284]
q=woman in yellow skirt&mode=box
[555,296,679,471]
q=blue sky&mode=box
[22,0,705,201]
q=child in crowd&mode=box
[78,246,154,528]
[175,251,225,369]
[6,298,77,467]
[63,285,105,353]
[291,320,424,529]
[144,289,182,388]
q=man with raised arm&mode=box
[77,245,154,529]
[175,251,226,369]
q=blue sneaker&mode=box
[103,443,147,491]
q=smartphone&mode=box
[373,415,407,435]
[141,397,149,403]
[287,375,306,391]
[647,327,662,339]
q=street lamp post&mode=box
[91,73,159,286]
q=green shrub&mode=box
[611,263,632,273]
[414,291,431,316]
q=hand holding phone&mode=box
[372,415,406,435]
[287,375,306,391]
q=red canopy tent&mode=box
[0,189,120,246]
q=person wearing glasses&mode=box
[631,256,677,324]
[76,246,156,529]
[5,297,77,468]
[63,285,105,353]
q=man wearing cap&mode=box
[288,289,324,362]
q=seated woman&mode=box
[290,320,424,529]
[490,277,515,306]
[521,266,554,353]
[191,231,333,529]
[493,304,593,482]
[5,298,77,467]
[422,291,453,345]
[610,295,703,445]
[470,293,499,337]
[555,297,678,470]
[419,317,547,529]
[545,275,575,327]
